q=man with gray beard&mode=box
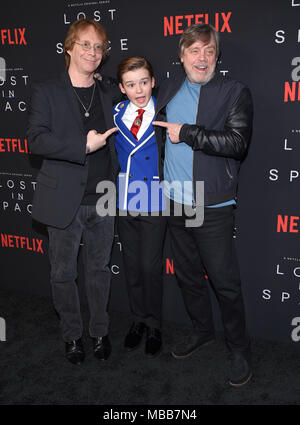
[153,23,253,386]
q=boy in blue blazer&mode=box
[113,57,166,357]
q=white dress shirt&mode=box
[121,97,155,140]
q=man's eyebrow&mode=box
[78,39,102,44]
[188,44,216,49]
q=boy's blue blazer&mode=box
[113,98,165,212]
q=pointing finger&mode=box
[103,127,118,139]
[152,121,170,128]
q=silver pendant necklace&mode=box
[73,82,96,117]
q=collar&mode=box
[127,97,155,114]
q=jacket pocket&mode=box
[37,171,57,189]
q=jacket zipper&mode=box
[225,158,233,179]
[192,85,202,208]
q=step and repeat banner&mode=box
[1,0,299,345]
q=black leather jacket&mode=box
[154,70,253,206]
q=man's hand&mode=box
[152,121,183,143]
[86,127,118,153]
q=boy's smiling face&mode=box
[119,67,155,108]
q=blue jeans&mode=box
[47,205,115,342]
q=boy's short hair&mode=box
[117,56,154,83]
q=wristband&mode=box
[86,144,91,154]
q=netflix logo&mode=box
[165,258,208,279]
[1,233,44,253]
[164,11,232,37]
[284,82,300,102]
[0,28,27,45]
[0,138,30,154]
[166,258,174,274]
[277,215,299,233]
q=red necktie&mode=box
[130,109,145,141]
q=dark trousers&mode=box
[167,201,250,352]
[47,205,115,342]
[117,214,167,329]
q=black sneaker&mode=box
[124,322,146,351]
[171,332,215,359]
[229,351,252,387]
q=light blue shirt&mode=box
[164,78,199,205]
[164,78,235,208]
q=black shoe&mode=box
[124,322,146,351]
[229,351,252,387]
[65,338,85,365]
[171,333,215,359]
[92,335,111,361]
[145,327,162,358]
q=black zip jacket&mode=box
[154,70,253,206]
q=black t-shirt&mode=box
[73,84,113,205]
